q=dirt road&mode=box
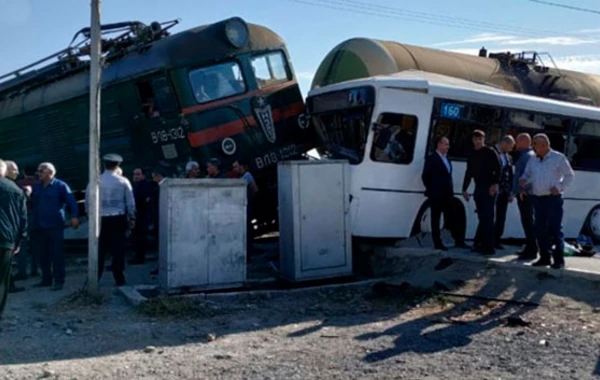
[1,259,599,380]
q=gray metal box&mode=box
[277,160,352,282]
[158,178,247,291]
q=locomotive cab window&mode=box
[136,77,177,118]
[189,61,246,104]
[250,51,290,88]
[371,113,418,165]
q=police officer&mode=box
[86,153,135,286]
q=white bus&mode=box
[305,70,600,244]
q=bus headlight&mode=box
[224,17,249,48]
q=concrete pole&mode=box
[87,0,102,292]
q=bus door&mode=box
[134,75,188,168]
[357,87,433,238]
[368,87,432,178]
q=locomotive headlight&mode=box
[224,17,249,48]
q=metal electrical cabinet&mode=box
[158,178,247,292]
[277,160,352,282]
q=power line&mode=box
[286,0,580,40]
[528,0,600,15]
[335,0,573,38]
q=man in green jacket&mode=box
[0,159,28,317]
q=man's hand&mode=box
[551,187,560,196]
[70,218,80,229]
[462,191,470,201]
[508,195,514,203]
[519,191,527,201]
[12,246,20,255]
[518,178,527,188]
[489,185,498,197]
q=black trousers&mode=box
[0,248,13,317]
[494,192,509,244]
[133,218,148,262]
[429,195,465,247]
[99,215,128,285]
[474,185,496,253]
[517,196,537,255]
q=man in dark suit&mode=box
[492,135,516,250]
[422,136,468,250]
[149,165,167,276]
[462,130,502,255]
[0,160,28,317]
[129,168,154,265]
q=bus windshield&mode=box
[312,108,372,163]
[307,86,375,164]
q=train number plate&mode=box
[254,144,299,169]
[151,127,186,144]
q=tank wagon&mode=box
[0,17,315,234]
[311,38,600,106]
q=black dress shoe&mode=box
[434,244,448,251]
[551,262,565,270]
[34,282,52,288]
[517,254,537,261]
[495,244,505,250]
[517,250,538,260]
[13,273,27,281]
[51,284,64,291]
[455,242,470,249]
[128,259,145,266]
[531,259,551,267]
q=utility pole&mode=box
[87,0,102,292]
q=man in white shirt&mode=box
[519,133,574,269]
[86,153,136,286]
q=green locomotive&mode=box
[0,17,315,234]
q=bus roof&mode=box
[308,70,600,120]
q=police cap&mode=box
[103,153,123,164]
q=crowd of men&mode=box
[0,156,258,317]
[422,130,575,270]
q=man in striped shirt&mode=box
[519,133,574,269]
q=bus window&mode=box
[431,99,503,160]
[250,51,290,89]
[370,113,418,165]
[570,120,600,171]
[189,61,246,104]
[312,109,370,164]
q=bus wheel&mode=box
[583,206,600,244]
[410,198,466,239]
[410,200,432,236]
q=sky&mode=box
[1,0,599,97]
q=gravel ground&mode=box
[1,258,599,380]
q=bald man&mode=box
[512,133,537,260]
[519,133,575,269]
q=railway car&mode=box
[0,17,315,235]
[310,38,600,106]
